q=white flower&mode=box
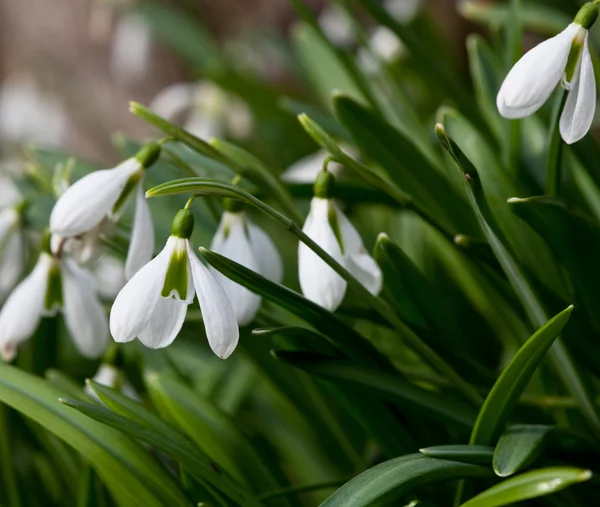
[110,210,239,358]
[497,21,596,144]
[149,80,253,140]
[92,255,126,300]
[318,5,355,48]
[110,13,153,85]
[383,0,421,24]
[281,150,344,184]
[0,250,108,362]
[299,197,382,311]
[0,72,67,148]
[50,149,157,279]
[210,210,283,325]
[85,363,138,401]
[357,27,405,75]
[0,207,26,302]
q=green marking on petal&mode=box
[44,260,63,312]
[112,171,142,215]
[161,244,189,300]
[327,202,344,254]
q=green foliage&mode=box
[3,1,600,506]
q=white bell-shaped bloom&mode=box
[318,4,355,48]
[383,0,421,23]
[50,146,159,279]
[84,363,139,401]
[110,210,239,359]
[281,150,344,184]
[149,80,253,140]
[0,207,26,301]
[497,17,596,144]
[93,255,126,300]
[210,210,283,325]
[299,197,382,311]
[110,13,152,85]
[0,249,108,362]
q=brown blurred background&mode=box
[0,0,466,163]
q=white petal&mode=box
[336,206,382,295]
[0,175,21,208]
[109,238,173,343]
[50,158,141,237]
[0,253,52,360]
[497,24,580,119]
[0,229,25,300]
[93,255,126,300]
[125,184,154,279]
[110,14,152,84]
[188,245,239,359]
[560,38,596,144]
[149,82,196,120]
[183,111,222,140]
[138,296,188,348]
[62,259,108,358]
[298,198,347,311]
[280,151,343,183]
[210,213,261,326]
[247,221,283,283]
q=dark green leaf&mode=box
[419,445,494,465]
[493,425,555,477]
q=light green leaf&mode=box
[419,445,494,465]
[493,425,555,477]
[320,454,492,507]
[458,467,591,507]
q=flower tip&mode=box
[506,197,524,204]
[376,232,390,242]
[128,101,142,114]
[579,470,593,481]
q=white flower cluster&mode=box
[0,142,381,363]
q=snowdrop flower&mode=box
[497,3,598,144]
[210,200,283,325]
[0,204,26,301]
[110,13,153,85]
[0,72,67,148]
[383,0,421,24]
[318,4,355,48]
[110,208,239,358]
[50,143,160,278]
[149,80,253,140]
[93,255,126,300]
[299,170,382,311]
[85,363,138,401]
[0,233,108,362]
[281,150,344,184]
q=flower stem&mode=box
[149,179,483,406]
[545,89,568,197]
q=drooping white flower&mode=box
[497,4,598,144]
[92,255,126,300]
[0,207,26,302]
[210,206,283,325]
[49,144,160,278]
[110,13,153,85]
[0,72,67,148]
[357,27,405,75]
[318,4,355,48]
[281,150,345,184]
[110,209,239,359]
[0,237,108,361]
[84,363,138,401]
[383,0,421,24]
[299,171,382,311]
[149,80,253,140]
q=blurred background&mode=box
[0,0,469,165]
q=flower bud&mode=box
[574,2,598,30]
[135,142,161,169]
[314,169,336,199]
[171,209,194,239]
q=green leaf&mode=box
[291,22,366,108]
[419,445,494,465]
[199,247,390,369]
[0,363,190,507]
[61,396,258,506]
[272,351,476,428]
[458,467,591,507]
[493,425,555,477]
[436,121,600,440]
[458,1,570,35]
[470,306,573,446]
[145,371,283,494]
[509,197,600,331]
[333,94,477,236]
[320,454,492,507]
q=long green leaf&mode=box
[273,351,475,428]
[320,454,492,507]
[470,306,573,446]
[458,467,591,507]
[419,445,494,465]
[0,364,190,507]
